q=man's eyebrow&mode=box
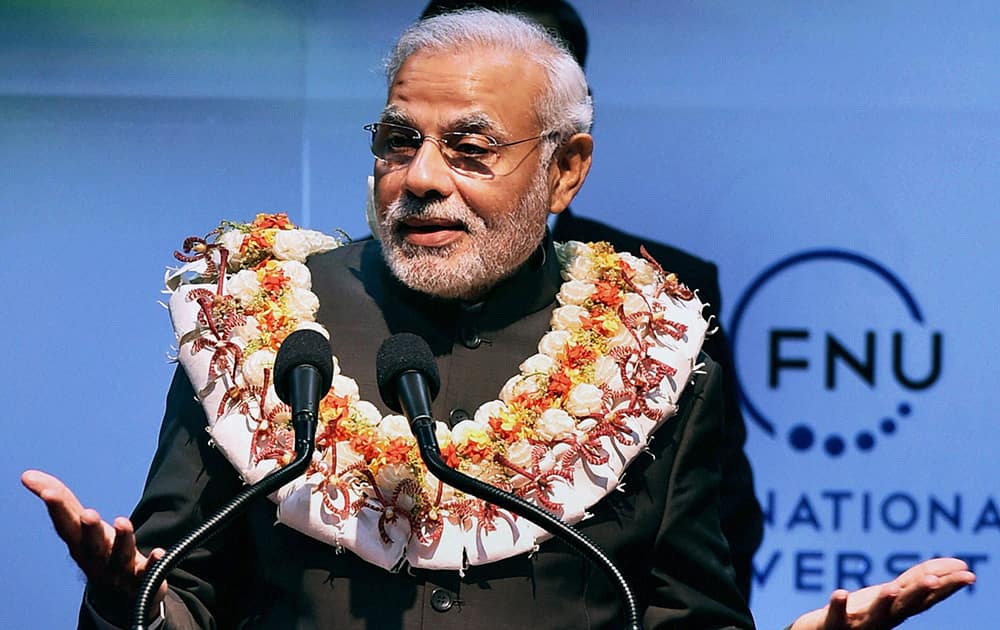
[448,112,508,138]
[377,108,509,138]
[378,106,413,126]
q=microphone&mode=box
[132,329,332,629]
[376,331,440,429]
[374,333,643,630]
[274,329,334,451]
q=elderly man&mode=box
[23,9,972,630]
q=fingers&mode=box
[823,589,849,629]
[893,557,977,617]
[22,469,142,592]
[865,583,899,626]
[108,517,138,575]
[22,470,87,545]
[895,557,968,587]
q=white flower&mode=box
[218,230,246,268]
[557,279,595,306]
[564,253,595,282]
[536,408,577,441]
[608,325,636,350]
[565,383,603,417]
[499,375,540,403]
[450,419,486,447]
[422,470,456,503]
[375,463,417,505]
[538,330,571,357]
[332,374,359,399]
[519,353,554,376]
[232,316,261,343]
[379,414,412,440]
[273,229,340,262]
[354,400,381,425]
[285,288,319,321]
[277,260,311,289]
[555,241,592,273]
[505,439,534,470]
[434,421,453,448]
[622,292,649,318]
[593,355,619,386]
[474,400,506,426]
[619,252,656,286]
[335,441,364,472]
[242,348,276,388]
[226,269,260,302]
[271,230,313,263]
[551,305,587,331]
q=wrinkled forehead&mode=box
[382,47,548,139]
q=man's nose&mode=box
[403,137,457,199]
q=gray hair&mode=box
[384,9,593,143]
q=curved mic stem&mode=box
[410,417,644,630]
[131,413,317,630]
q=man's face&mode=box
[372,47,554,300]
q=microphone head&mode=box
[376,333,441,413]
[274,329,334,406]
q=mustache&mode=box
[384,193,480,230]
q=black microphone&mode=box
[274,329,334,450]
[132,329,332,629]
[374,333,643,630]
[376,332,440,430]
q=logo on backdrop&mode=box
[729,249,943,457]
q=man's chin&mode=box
[384,247,491,300]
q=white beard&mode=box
[376,168,550,300]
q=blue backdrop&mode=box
[3,2,996,628]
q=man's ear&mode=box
[547,133,593,214]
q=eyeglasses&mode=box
[364,122,556,178]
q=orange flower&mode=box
[350,430,379,461]
[488,413,525,444]
[383,437,413,465]
[320,394,351,422]
[257,264,288,294]
[562,344,596,370]
[247,229,274,252]
[547,371,572,398]
[252,212,293,230]
[457,431,493,464]
[593,281,623,307]
[440,441,460,468]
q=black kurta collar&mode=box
[364,232,562,354]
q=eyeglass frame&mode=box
[363,121,560,178]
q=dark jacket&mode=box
[84,237,754,629]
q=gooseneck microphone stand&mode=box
[130,412,316,629]
[406,404,644,630]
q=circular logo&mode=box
[729,249,941,457]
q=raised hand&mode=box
[21,469,167,620]
[790,557,976,630]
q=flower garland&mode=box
[166,213,709,572]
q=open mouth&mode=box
[397,219,467,247]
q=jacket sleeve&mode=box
[642,359,756,629]
[80,367,252,630]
